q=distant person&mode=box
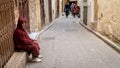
[72,5,76,17]
[76,6,80,18]
[72,5,80,18]
[70,3,75,13]
[64,3,70,17]
[13,17,43,62]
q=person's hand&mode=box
[33,40,38,43]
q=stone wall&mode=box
[96,0,120,43]
[44,0,49,24]
[59,0,63,15]
[28,0,64,32]
[14,8,19,27]
[29,0,41,32]
[52,0,56,20]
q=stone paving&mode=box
[25,15,120,68]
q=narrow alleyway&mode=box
[26,15,120,68]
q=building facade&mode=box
[95,0,120,43]
[80,0,120,44]
[0,0,15,67]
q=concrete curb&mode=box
[79,22,120,54]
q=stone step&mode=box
[4,52,27,68]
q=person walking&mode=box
[64,3,70,17]
[76,6,80,18]
[70,3,75,15]
[72,5,80,18]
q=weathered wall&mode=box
[29,0,41,32]
[0,1,15,67]
[62,0,68,11]
[96,0,120,42]
[52,0,59,20]
[14,8,19,27]
[55,0,60,18]
[28,0,62,32]
[52,0,56,20]
[87,0,94,27]
[59,0,63,15]
[44,0,49,24]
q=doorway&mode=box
[83,6,88,25]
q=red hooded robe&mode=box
[13,17,40,58]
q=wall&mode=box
[95,0,120,42]
[80,0,120,43]
[29,0,41,32]
[29,0,62,32]
[52,0,60,20]
[52,0,56,20]
[80,0,94,26]
[87,0,94,26]
[80,0,84,23]
[44,0,49,24]
[0,1,15,67]
[59,0,63,15]
[14,7,19,27]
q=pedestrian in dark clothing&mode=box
[64,3,70,17]
[13,17,43,62]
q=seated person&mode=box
[13,17,43,62]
